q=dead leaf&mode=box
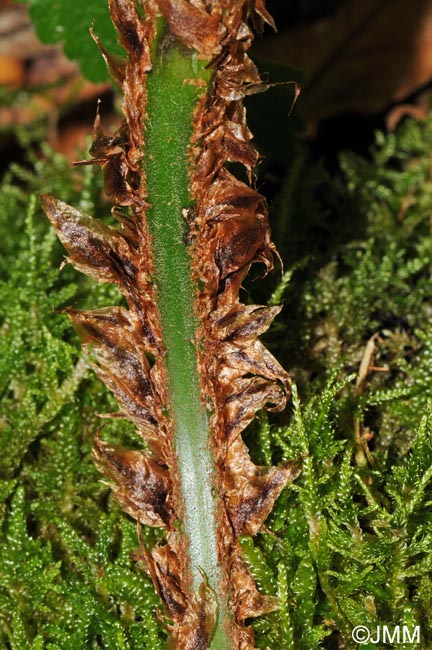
[254,0,432,123]
[386,99,430,131]
[0,54,24,85]
[0,5,47,59]
[0,4,112,156]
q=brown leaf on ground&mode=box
[0,4,113,157]
[254,0,432,124]
[385,92,431,130]
[0,4,47,60]
[0,53,24,85]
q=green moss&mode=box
[246,117,432,649]
[0,152,164,649]
[2,115,432,648]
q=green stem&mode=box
[145,31,228,649]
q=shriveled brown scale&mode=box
[90,27,126,88]
[93,437,173,527]
[252,0,277,32]
[230,549,278,620]
[41,196,126,284]
[143,544,189,620]
[156,0,225,57]
[165,578,218,650]
[215,305,283,342]
[223,438,301,536]
[186,2,296,644]
[43,1,298,648]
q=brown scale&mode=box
[42,1,300,649]
[184,2,300,647]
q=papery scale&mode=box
[42,1,299,648]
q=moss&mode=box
[0,153,164,649]
[2,113,432,647]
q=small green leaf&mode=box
[27,0,125,82]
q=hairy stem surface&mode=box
[145,31,228,647]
